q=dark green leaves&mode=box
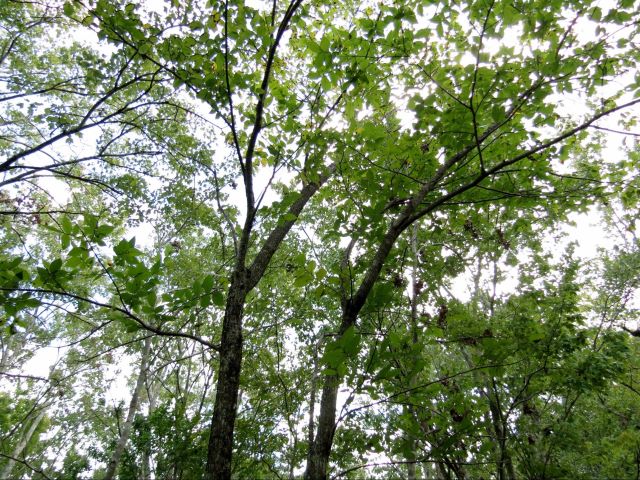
[0,257,40,332]
[322,326,361,376]
[113,238,143,260]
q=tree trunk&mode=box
[205,273,247,479]
[0,334,13,371]
[305,334,321,473]
[104,337,151,480]
[437,461,452,480]
[485,383,516,480]
[406,224,419,480]
[304,140,457,477]
[306,226,405,479]
[205,167,335,480]
[139,373,159,480]
[406,435,417,480]
[306,310,359,479]
[305,369,342,480]
[0,408,46,479]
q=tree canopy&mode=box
[1,0,640,478]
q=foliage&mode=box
[1,0,639,478]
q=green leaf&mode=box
[95,224,115,239]
[65,256,83,268]
[281,212,298,223]
[199,294,211,308]
[211,291,225,307]
[50,258,63,272]
[323,347,346,369]
[202,274,214,292]
[293,271,313,288]
[340,326,360,356]
[63,2,75,17]
[120,317,142,332]
[60,216,73,234]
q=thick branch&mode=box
[247,163,336,290]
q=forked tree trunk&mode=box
[304,122,479,478]
[104,337,151,480]
[306,227,405,479]
[206,166,335,480]
[437,461,452,479]
[305,314,358,479]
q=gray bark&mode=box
[306,334,321,473]
[305,126,487,479]
[139,374,159,480]
[0,408,46,479]
[104,337,151,480]
[205,271,247,479]
[406,224,419,480]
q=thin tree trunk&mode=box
[306,296,358,479]
[406,224,419,480]
[306,334,321,473]
[405,429,417,479]
[0,334,13,371]
[289,436,299,480]
[485,382,515,480]
[473,255,516,480]
[104,337,151,480]
[305,119,482,478]
[0,408,46,479]
[139,373,158,480]
[437,461,451,480]
[446,456,466,479]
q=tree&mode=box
[1,0,640,478]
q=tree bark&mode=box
[304,159,474,477]
[305,368,342,479]
[305,305,361,479]
[305,229,407,478]
[305,334,322,472]
[205,272,247,479]
[139,372,159,480]
[310,66,640,480]
[406,224,419,480]
[104,337,151,480]
[206,166,336,480]
[0,408,46,479]
[304,115,488,478]
[485,383,516,480]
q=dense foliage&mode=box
[1,0,639,478]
